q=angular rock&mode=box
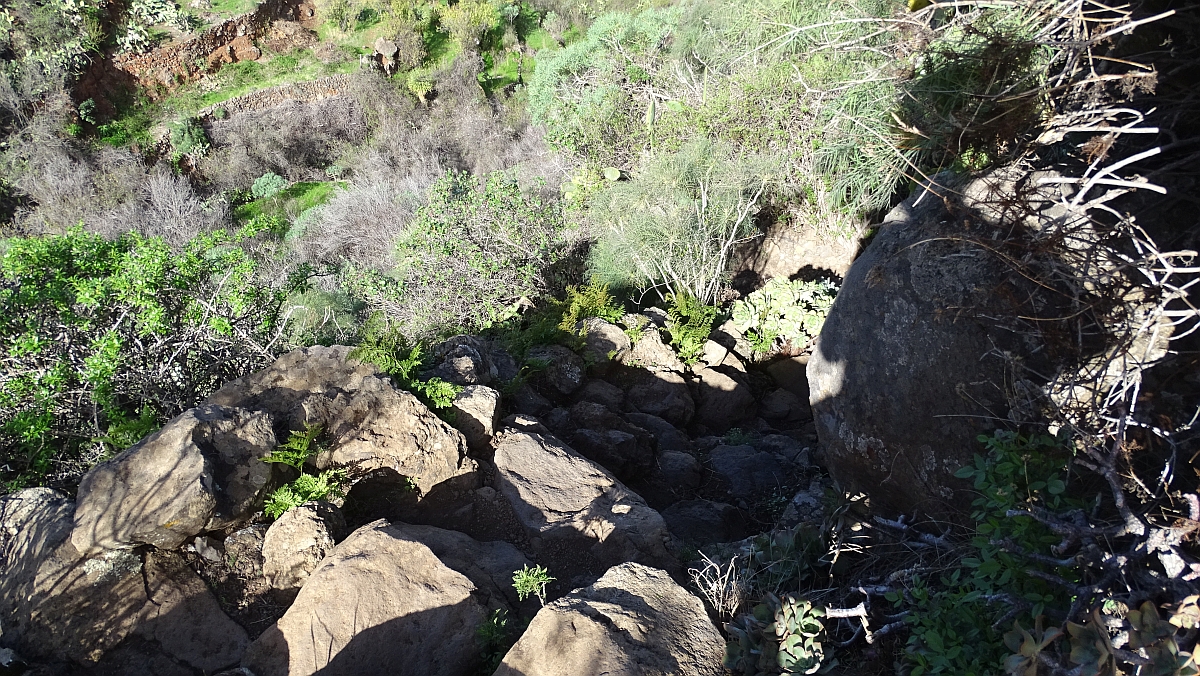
[134,550,249,673]
[575,379,626,411]
[73,405,279,553]
[623,329,684,372]
[759,388,811,424]
[700,339,729,368]
[243,520,488,676]
[262,501,345,592]
[807,181,1017,515]
[578,317,632,364]
[511,384,553,417]
[495,563,724,676]
[384,522,531,610]
[755,434,809,464]
[207,346,472,494]
[425,335,496,386]
[766,355,811,401]
[693,367,756,433]
[526,344,587,396]
[662,500,749,546]
[451,385,501,453]
[626,370,694,427]
[709,445,789,501]
[625,412,691,451]
[655,451,702,491]
[492,430,674,572]
[565,401,656,479]
[2,490,246,670]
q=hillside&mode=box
[1,0,1198,674]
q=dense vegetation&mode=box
[2,0,1196,673]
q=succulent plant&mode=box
[731,278,837,354]
[724,593,832,675]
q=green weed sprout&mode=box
[513,564,555,606]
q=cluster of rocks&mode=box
[0,307,823,675]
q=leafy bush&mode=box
[251,171,288,199]
[587,141,773,304]
[352,170,569,341]
[665,293,717,365]
[348,319,462,410]
[439,0,500,49]
[263,469,348,519]
[512,564,555,605]
[558,283,624,333]
[731,278,837,354]
[885,431,1079,675]
[0,227,290,491]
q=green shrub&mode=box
[896,5,1054,173]
[886,431,1079,675]
[169,117,209,164]
[354,170,569,341]
[512,564,555,605]
[251,172,288,199]
[730,278,837,354]
[665,293,717,365]
[0,227,290,492]
[587,141,773,304]
[558,283,624,333]
[529,0,906,214]
[348,319,462,410]
[263,469,348,519]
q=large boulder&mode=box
[384,522,532,610]
[526,344,587,397]
[261,501,345,592]
[424,335,497,386]
[73,405,279,553]
[578,317,632,364]
[492,429,674,573]
[207,345,471,495]
[806,182,1013,516]
[494,563,724,676]
[625,370,694,427]
[693,367,756,433]
[242,520,490,676]
[1,490,247,670]
[709,444,790,502]
[450,385,501,453]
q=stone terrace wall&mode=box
[110,0,316,96]
[197,74,353,120]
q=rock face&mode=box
[262,501,345,592]
[579,317,632,364]
[451,385,501,453]
[1,489,247,670]
[494,563,724,676]
[807,183,1010,515]
[73,405,279,553]
[492,430,674,572]
[709,445,790,501]
[207,345,471,495]
[527,345,587,396]
[693,367,756,433]
[625,370,694,427]
[243,520,489,676]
